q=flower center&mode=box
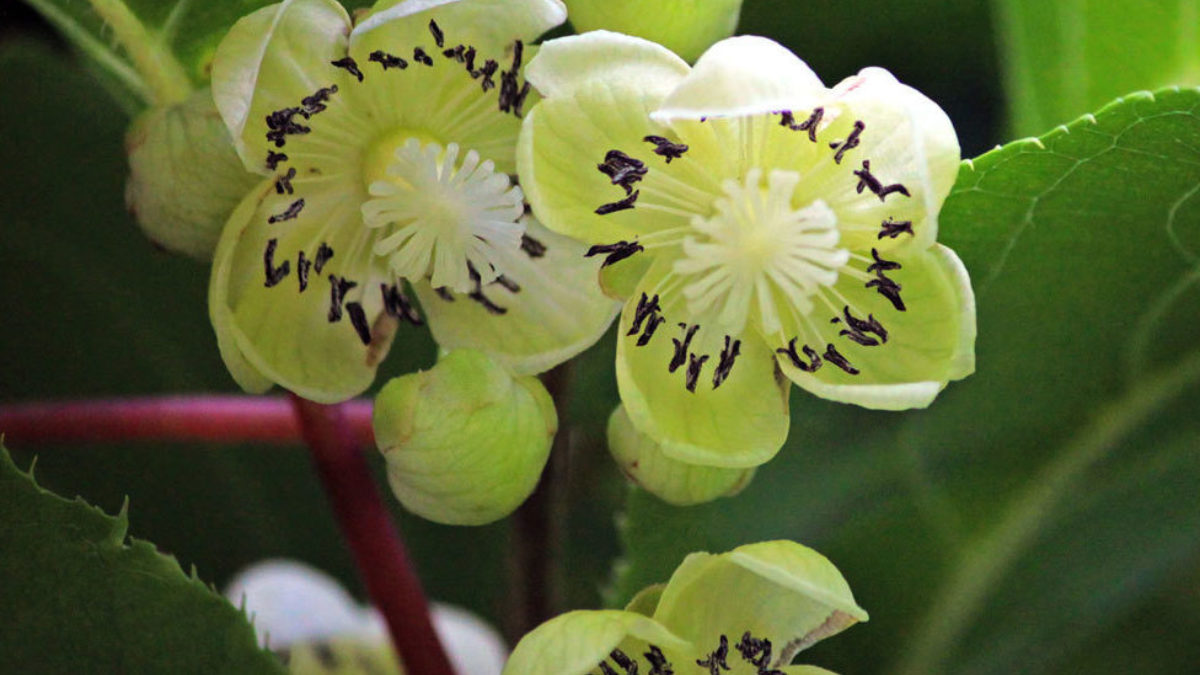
[361,135,525,293]
[673,168,849,336]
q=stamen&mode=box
[780,107,824,142]
[674,169,848,336]
[412,47,434,66]
[520,234,546,258]
[381,283,423,325]
[428,19,445,48]
[297,251,311,291]
[643,135,688,163]
[697,635,731,675]
[362,139,525,293]
[854,160,910,202]
[369,50,408,70]
[627,293,663,336]
[685,353,709,393]
[736,631,774,668]
[829,120,864,164]
[265,150,288,170]
[300,85,338,117]
[644,646,674,675]
[597,150,648,194]
[327,275,357,322]
[670,323,699,372]
[823,343,860,374]
[778,338,822,372]
[879,217,914,239]
[585,240,644,267]
[274,167,296,195]
[596,190,639,215]
[346,301,371,345]
[712,335,741,388]
[314,242,334,274]
[268,198,304,224]
[330,57,364,82]
[263,239,290,287]
[834,305,888,346]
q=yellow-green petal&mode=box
[413,219,619,376]
[615,260,790,469]
[520,32,705,244]
[209,180,395,403]
[211,0,353,171]
[607,405,754,505]
[563,0,742,63]
[353,0,565,57]
[651,36,826,122]
[374,349,555,526]
[773,243,975,410]
[503,610,692,675]
[652,541,867,664]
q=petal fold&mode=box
[651,36,825,122]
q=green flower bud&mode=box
[564,0,743,62]
[607,405,754,506]
[125,88,260,259]
[373,349,557,526]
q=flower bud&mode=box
[564,0,743,62]
[373,350,557,526]
[607,405,754,506]
[125,88,260,260]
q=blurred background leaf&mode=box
[0,444,285,673]
[993,0,1200,136]
[615,89,1200,674]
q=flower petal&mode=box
[772,243,975,410]
[413,218,619,376]
[503,610,692,675]
[352,0,566,57]
[651,35,826,122]
[652,541,867,664]
[814,67,961,253]
[607,405,755,506]
[615,259,790,469]
[210,179,398,403]
[520,32,711,244]
[211,0,353,171]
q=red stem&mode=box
[291,395,456,675]
[0,396,373,446]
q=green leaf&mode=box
[615,87,1200,674]
[0,443,286,673]
[993,0,1200,135]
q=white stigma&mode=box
[673,168,850,336]
[362,139,525,293]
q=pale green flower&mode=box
[373,349,556,525]
[208,0,618,403]
[505,540,866,674]
[564,0,743,63]
[519,32,976,470]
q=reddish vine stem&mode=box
[0,396,373,446]
[290,395,456,675]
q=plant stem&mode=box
[0,396,373,446]
[87,0,192,105]
[291,395,456,675]
[505,363,571,642]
